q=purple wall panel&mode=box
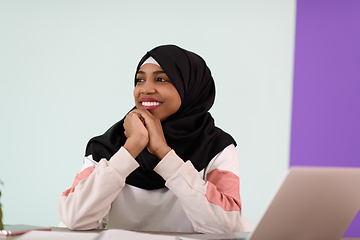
[291,0,360,237]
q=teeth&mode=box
[141,102,161,106]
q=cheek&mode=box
[174,95,182,111]
[133,86,139,97]
[133,87,140,105]
[166,87,181,111]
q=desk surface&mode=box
[3,227,360,240]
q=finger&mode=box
[126,111,144,124]
[132,108,153,119]
[132,109,156,126]
[129,110,147,122]
[139,115,145,125]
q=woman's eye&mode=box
[135,78,145,83]
[157,78,169,82]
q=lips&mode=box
[140,98,162,110]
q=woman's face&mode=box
[134,63,181,121]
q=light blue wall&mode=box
[0,0,296,228]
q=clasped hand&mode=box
[123,108,171,159]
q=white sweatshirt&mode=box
[57,144,249,233]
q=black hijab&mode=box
[86,45,236,190]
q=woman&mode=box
[57,45,249,233]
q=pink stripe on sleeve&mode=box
[205,169,242,211]
[61,166,95,197]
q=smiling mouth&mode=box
[141,102,161,107]
[140,101,162,110]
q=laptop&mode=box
[181,166,360,240]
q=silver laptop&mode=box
[183,166,360,240]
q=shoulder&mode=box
[205,144,239,176]
[81,154,98,171]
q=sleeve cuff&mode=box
[153,150,184,181]
[108,147,139,177]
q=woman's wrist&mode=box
[124,135,148,158]
[154,145,172,160]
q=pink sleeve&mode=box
[61,166,95,197]
[154,144,243,233]
[57,147,139,230]
[205,169,241,211]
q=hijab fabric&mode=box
[86,45,236,190]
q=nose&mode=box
[141,81,156,94]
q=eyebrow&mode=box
[137,70,166,74]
